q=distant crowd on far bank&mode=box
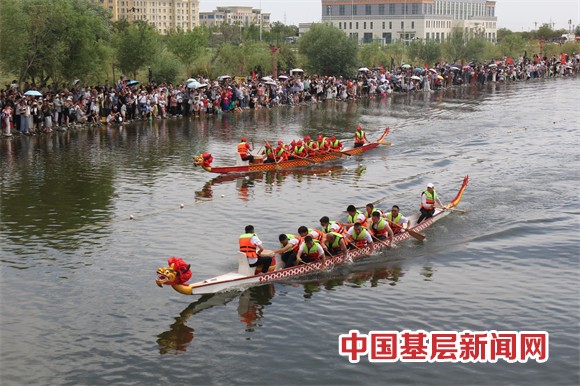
[2,52,579,138]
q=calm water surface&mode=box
[1,78,579,385]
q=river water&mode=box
[1,78,578,385]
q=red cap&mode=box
[318,134,323,139]
[291,140,296,145]
[357,125,362,130]
[278,140,283,145]
[241,137,247,142]
[297,140,303,145]
[304,135,311,140]
[331,135,336,140]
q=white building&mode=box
[199,6,271,31]
[320,0,497,44]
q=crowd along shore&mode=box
[2,53,578,139]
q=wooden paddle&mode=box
[370,233,392,248]
[292,153,318,164]
[386,220,425,241]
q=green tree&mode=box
[359,42,389,68]
[114,20,159,80]
[500,34,525,58]
[575,25,580,36]
[150,50,182,84]
[444,28,467,62]
[298,23,358,77]
[420,40,442,66]
[0,0,110,85]
[166,28,209,76]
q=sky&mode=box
[199,0,580,33]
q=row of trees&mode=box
[0,0,577,87]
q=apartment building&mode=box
[320,0,497,44]
[199,6,271,31]
[91,0,200,34]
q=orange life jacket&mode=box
[238,142,249,157]
[239,233,258,258]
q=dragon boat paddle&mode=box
[386,220,425,241]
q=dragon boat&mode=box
[155,176,469,295]
[192,127,391,174]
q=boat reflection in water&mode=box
[156,264,411,354]
[195,165,350,201]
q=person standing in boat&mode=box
[345,205,368,229]
[274,234,302,268]
[354,125,369,148]
[417,183,444,224]
[385,205,409,234]
[347,222,374,248]
[238,137,254,162]
[240,225,271,273]
[296,236,326,265]
[368,211,394,243]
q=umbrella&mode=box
[413,68,423,73]
[261,76,274,82]
[218,75,231,82]
[463,65,471,69]
[411,75,421,81]
[126,80,140,86]
[186,78,196,84]
[187,81,201,89]
[264,81,277,86]
[450,66,460,71]
[437,75,444,80]
[278,75,289,79]
[197,83,208,89]
[428,68,438,74]
[488,63,497,68]
[290,68,304,74]
[401,64,411,69]
[24,90,42,96]
[358,67,370,72]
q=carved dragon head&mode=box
[156,257,192,287]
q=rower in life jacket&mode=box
[239,224,272,273]
[368,211,394,244]
[237,137,254,162]
[293,140,306,158]
[274,140,288,161]
[385,205,409,234]
[319,216,346,235]
[296,235,326,265]
[417,183,443,224]
[346,204,368,229]
[262,141,275,163]
[274,233,303,268]
[317,134,330,154]
[347,222,373,248]
[303,135,318,156]
[354,125,369,148]
[324,232,348,255]
[329,135,343,151]
[364,203,384,219]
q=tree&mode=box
[298,23,358,77]
[496,28,514,43]
[419,40,442,66]
[166,28,209,76]
[575,25,580,36]
[500,34,525,58]
[359,42,389,68]
[114,20,159,80]
[0,0,110,85]
[444,28,467,62]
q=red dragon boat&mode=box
[192,127,391,174]
[155,176,469,295]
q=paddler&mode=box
[354,125,369,148]
[274,234,303,268]
[293,140,306,158]
[346,222,373,249]
[385,205,409,234]
[237,137,254,162]
[296,235,326,265]
[239,225,271,273]
[417,182,443,224]
[319,216,346,235]
[368,211,394,243]
[262,141,275,163]
[329,135,343,151]
[274,140,288,161]
[303,135,318,156]
[364,203,384,219]
[324,232,348,255]
[345,204,368,229]
[317,134,330,154]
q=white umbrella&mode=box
[488,63,497,67]
[186,78,196,84]
[218,75,231,82]
[428,68,438,74]
[358,67,370,72]
[24,90,42,96]
[411,75,421,81]
[278,75,289,79]
[261,76,274,82]
[450,66,460,71]
[197,83,208,89]
[264,81,277,86]
[187,81,201,89]
[290,68,304,74]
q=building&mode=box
[199,6,271,31]
[90,0,200,34]
[320,0,497,44]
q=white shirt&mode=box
[347,227,373,243]
[421,191,442,210]
[247,235,262,265]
